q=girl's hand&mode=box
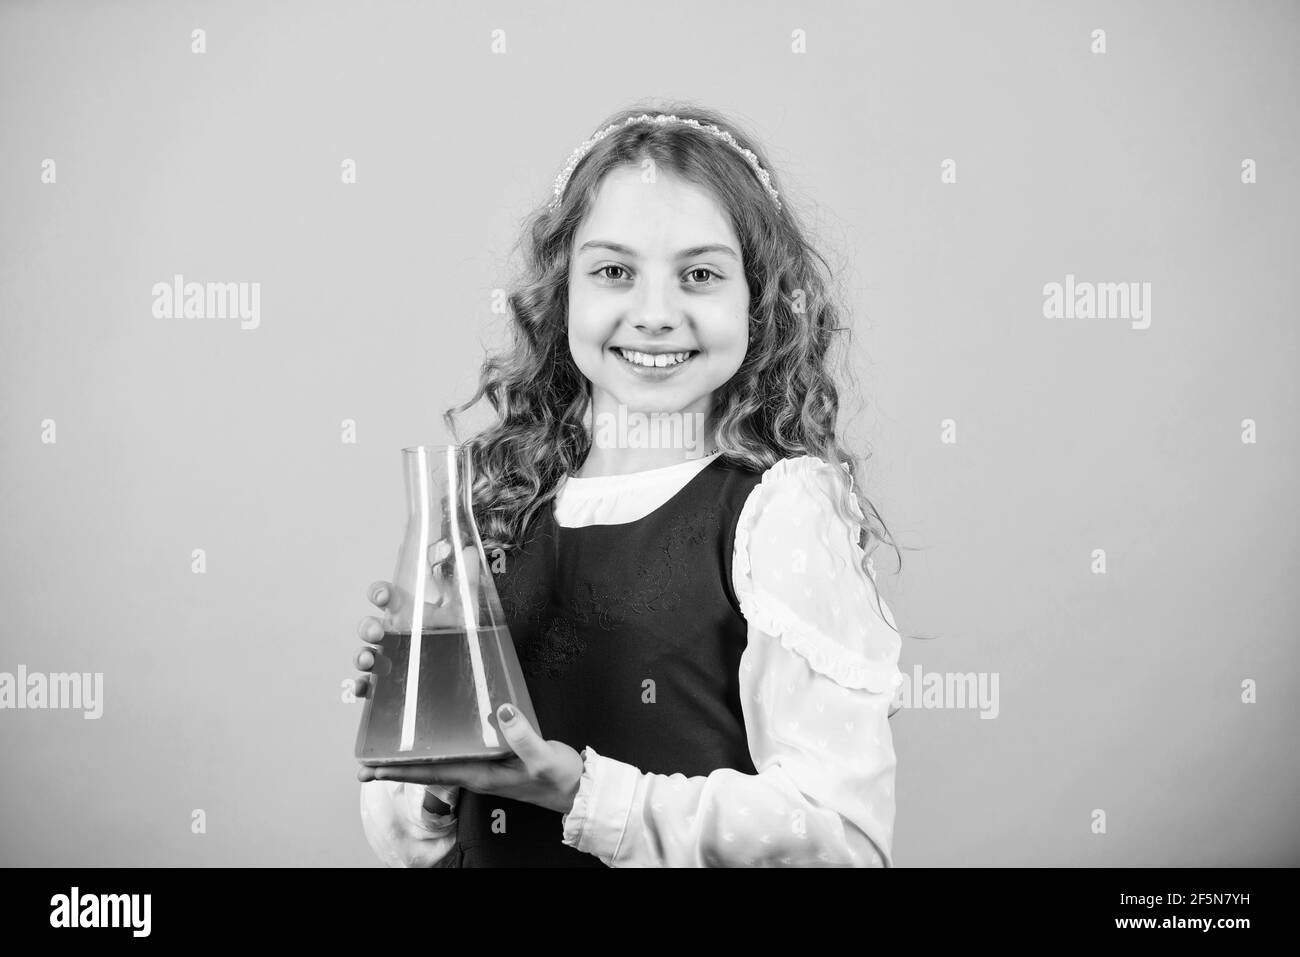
[353,702,582,816]
[351,579,397,704]
[353,579,459,816]
[352,580,584,817]
[352,537,466,701]
[356,703,585,816]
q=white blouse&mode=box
[359,454,904,868]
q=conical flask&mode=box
[355,445,540,765]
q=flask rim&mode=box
[400,444,466,455]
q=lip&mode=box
[609,347,699,378]
[611,346,698,355]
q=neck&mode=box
[579,393,718,478]
[575,444,719,478]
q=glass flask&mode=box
[355,444,540,766]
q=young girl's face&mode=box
[567,165,750,426]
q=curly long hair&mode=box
[444,100,906,625]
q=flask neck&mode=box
[401,446,474,527]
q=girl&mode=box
[352,103,906,868]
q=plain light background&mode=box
[1,0,1297,866]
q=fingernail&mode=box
[498,703,515,723]
[374,587,387,602]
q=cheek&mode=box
[706,313,750,361]
[566,307,599,354]
[719,339,748,376]
[566,319,609,385]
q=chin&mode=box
[611,392,689,415]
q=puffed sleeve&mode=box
[559,455,904,867]
[359,782,461,867]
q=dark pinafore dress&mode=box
[438,455,765,867]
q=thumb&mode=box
[496,703,548,765]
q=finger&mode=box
[495,704,549,767]
[424,541,451,607]
[353,675,372,699]
[357,616,385,644]
[372,762,480,789]
[354,647,376,671]
[368,581,393,608]
[427,540,453,569]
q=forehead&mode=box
[574,166,737,249]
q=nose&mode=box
[635,314,681,336]
[634,283,683,335]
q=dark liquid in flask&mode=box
[356,625,516,765]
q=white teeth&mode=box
[617,348,693,368]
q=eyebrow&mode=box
[576,240,739,262]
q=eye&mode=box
[591,264,722,285]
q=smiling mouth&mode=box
[610,347,700,369]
